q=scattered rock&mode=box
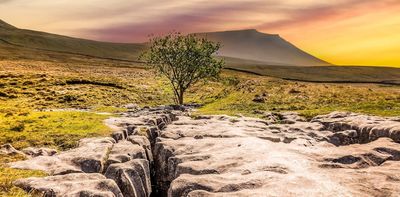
[125,103,139,111]
[288,89,301,94]
[279,112,307,123]
[252,94,267,103]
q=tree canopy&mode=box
[140,33,224,105]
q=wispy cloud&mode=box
[4,0,387,41]
[0,0,399,65]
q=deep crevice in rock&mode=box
[315,120,400,146]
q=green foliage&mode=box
[140,33,224,104]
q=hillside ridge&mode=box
[0,19,16,29]
[0,19,329,66]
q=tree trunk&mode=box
[178,91,184,105]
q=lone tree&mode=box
[140,33,224,105]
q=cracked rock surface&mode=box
[153,112,400,196]
[14,173,124,197]
[9,106,181,197]
[6,108,400,197]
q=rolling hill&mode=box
[0,19,399,84]
[0,20,328,66]
[0,19,144,61]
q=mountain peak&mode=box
[0,19,17,29]
[194,29,330,66]
[198,29,279,38]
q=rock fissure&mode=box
[5,109,400,196]
[8,105,182,197]
[313,112,400,146]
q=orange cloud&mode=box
[0,0,399,66]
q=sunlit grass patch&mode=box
[196,76,400,118]
[0,111,111,150]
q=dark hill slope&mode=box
[0,20,145,61]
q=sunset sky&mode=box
[1,0,400,66]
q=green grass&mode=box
[225,64,400,85]
[0,111,111,150]
[0,110,111,196]
[0,54,399,196]
[194,71,400,118]
[0,20,144,61]
[0,20,398,196]
[1,59,399,118]
[1,20,399,85]
[0,100,112,196]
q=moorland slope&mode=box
[0,19,399,84]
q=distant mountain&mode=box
[0,20,330,66]
[1,20,399,84]
[195,29,330,66]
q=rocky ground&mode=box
[2,106,400,197]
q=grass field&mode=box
[224,60,400,84]
[1,19,400,84]
[2,59,399,117]
[1,58,400,196]
[1,24,400,195]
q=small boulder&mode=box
[288,89,301,94]
[125,103,139,110]
[252,94,267,103]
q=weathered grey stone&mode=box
[127,125,137,136]
[105,159,152,197]
[10,137,115,175]
[153,114,400,196]
[125,103,139,110]
[127,135,153,163]
[112,130,126,142]
[105,140,146,170]
[21,147,57,157]
[0,143,25,156]
[313,112,400,143]
[14,173,123,197]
